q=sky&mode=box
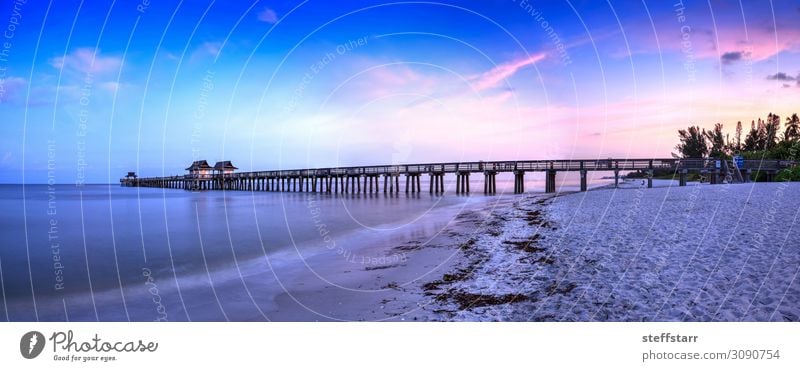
[1,0,799,183]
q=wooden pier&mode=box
[120,158,794,194]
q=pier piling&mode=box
[513,171,525,194]
[484,171,496,195]
[579,170,587,192]
[545,170,556,193]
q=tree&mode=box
[765,113,781,150]
[704,123,726,157]
[675,126,708,158]
[734,121,743,151]
[756,118,767,149]
[677,112,800,162]
[743,120,761,152]
[725,133,732,153]
[785,113,800,142]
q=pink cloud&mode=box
[262,42,800,164]
[285,76,567,163]
[621,9,800,63]
[712,25,800,62]
[334,62,437,102]
[468,53,546,92]
[49,48,122,75]
[316,53,549,108]
[535,82,800,158]
[257,8,278,24]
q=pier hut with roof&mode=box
[213,161,238,190]
[185,160,213,177]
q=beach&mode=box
[379,180,799,321]
[255,180,799,321]
[2,181,798,322]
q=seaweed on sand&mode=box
[522,209,551,227]
[502,235,545,253]
[422,268,472,291]
[545,282,577,295]
[459,238,477,251]
[435,291,530,310]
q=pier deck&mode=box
[120,158,794,194]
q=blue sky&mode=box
[1,0,799,183]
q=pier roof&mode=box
[213,161,238,170]
[186,160,212,171]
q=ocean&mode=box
[0,173,612,321]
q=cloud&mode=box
[0,76,26,102]
[190,42,222,62]
[621,3,800,64]
[322,58,438,104]
[256,7,278,24]
[720,51,746,64]
[766,72,796,81]
[368,64,422,87]
[267,54,566,162]
[469,54,546,92]
[99,81,121,93]
[28,48,130,105]
[277,90,566,163]
[329,54,545,109]
[709,20,800,62]
[49,48,122,75]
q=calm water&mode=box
[0,174,611,321]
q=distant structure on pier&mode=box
[185,160,213,177]
[213,161,238,176]
[121,158,794,194]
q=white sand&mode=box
[423,182,800,321]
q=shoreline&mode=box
[264,188,576,321]
[264,194,518,321]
